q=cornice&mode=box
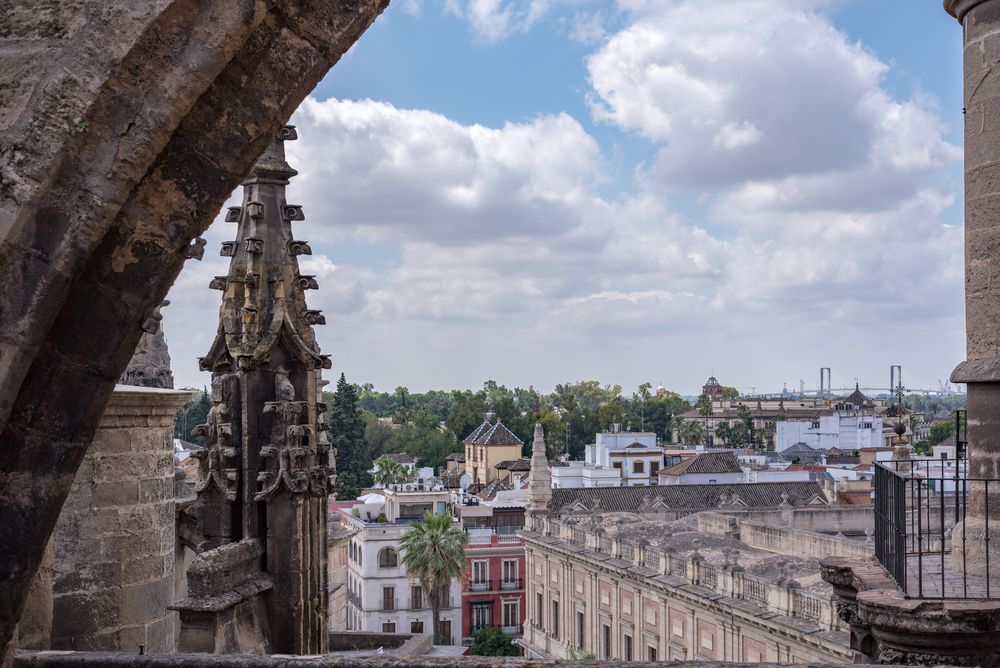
[946,0,994,21]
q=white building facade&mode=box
[344,488,462,644]
[775,413,882,452]
[585,429,663,486]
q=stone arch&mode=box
[0,0,387,655]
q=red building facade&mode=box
[461,530,526,644]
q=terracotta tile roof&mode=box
[479,477,512,500]
[550,481,827,514]
[462,421,492,444]
[446,452,465,462]
[496,459,531,471]
[661,451,742,476]
[377,453,416,465]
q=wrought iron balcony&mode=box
[874,454,1000,599]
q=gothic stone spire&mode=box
[186,126,332,654]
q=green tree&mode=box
[721,386,740,400]
[696,394,713,417]
[174,387,211,440]
[329,373,369,500]
[399,512,467,644]
[714,421,733,446]
[372,457,409,486]
[387,424,459,472]
[680,420,705,445]
[446,390,488,442]
[468,626,520,656]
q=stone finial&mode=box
[779,491,791,507]
[778,561,800,589]
[120,301,174,389]
[864,527,873,544]
[690,538,704,562]
[835,520,845,539]
[527,420,552,511]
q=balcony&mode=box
[501,624,522,636]
[463,578,523,593]
[873,455,1000,599]
[347,590,361,608]
[500,578,523,590]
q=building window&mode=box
[382,586,395,611]
[378,547,398,568]
[602,624,611,659]
[612,462,622,470]
[410,620,424,634]
[472,603,491,630]
[536,592,544,627]
[650,461,659,475]
[410,586,422,609]
[623,633,633,661]
[648,645,657,661]
[382,622,395,633]
[503,599,519,630]
[576,611,585,649]
[633,461,644,474]
[551,600,559,639]
[502,559,518,587]
[472,560,489,591]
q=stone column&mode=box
[49,386,190,652]
[948,0,1000,572]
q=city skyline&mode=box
[165,0,967,396]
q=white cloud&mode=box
[587,0,958,190]
[165,1,964,395]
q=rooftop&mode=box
[551,480,828,514]
[661,450,742,476]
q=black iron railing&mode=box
[874,457,1000,599]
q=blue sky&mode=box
[168,0,969,396]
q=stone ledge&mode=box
[950,358,1000,383]
[12,654,876,667]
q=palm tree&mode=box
[372,457,408,486]
[399,511,467,644]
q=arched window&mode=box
[379,547,398,568]
[633,461,645,474]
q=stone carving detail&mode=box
[185,237,207,260]
[183,127,332,654]
[288,240,312,256]
[191,387,239,502]
[120,301,174,389]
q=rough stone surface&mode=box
[946,0,1000,581]
[0,0,387,657]
[177,131,333,655]
[119,302,174,389]
[821,557,1000,665]
[49,386,190,653]
[12,655,872,668]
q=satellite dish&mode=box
[459,474,471,491]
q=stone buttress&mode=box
[177,126,334,655]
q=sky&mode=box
[165,0,967,397]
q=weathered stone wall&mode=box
[946,0,1000,576]
[0,1,387,657]
[13,654,864,668]
[49,386,190,652]
[171,539,273,654]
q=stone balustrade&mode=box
[530,515,840,632]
